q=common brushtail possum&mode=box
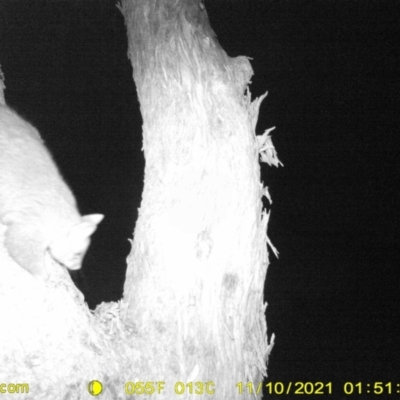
[0,105,103,278]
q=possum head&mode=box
[48,214,104,270]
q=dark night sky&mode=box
[1,0,399,391]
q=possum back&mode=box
[0,105,103,277]
[0,105,77,221]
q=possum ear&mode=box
[81,214,104,233]
[49,214,104,270]
[70,214,104,245]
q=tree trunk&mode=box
[0,1,279,398]
[119,0,279,398]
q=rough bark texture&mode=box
[119,0,277,398]
[0,1,279,398]
[0,222,140,399]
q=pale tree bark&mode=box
[0,1,280,399]
[119,0,280,398]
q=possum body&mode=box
[0,105,103,278]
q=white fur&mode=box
[0,105,103,278]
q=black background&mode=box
[1,0,399,392]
